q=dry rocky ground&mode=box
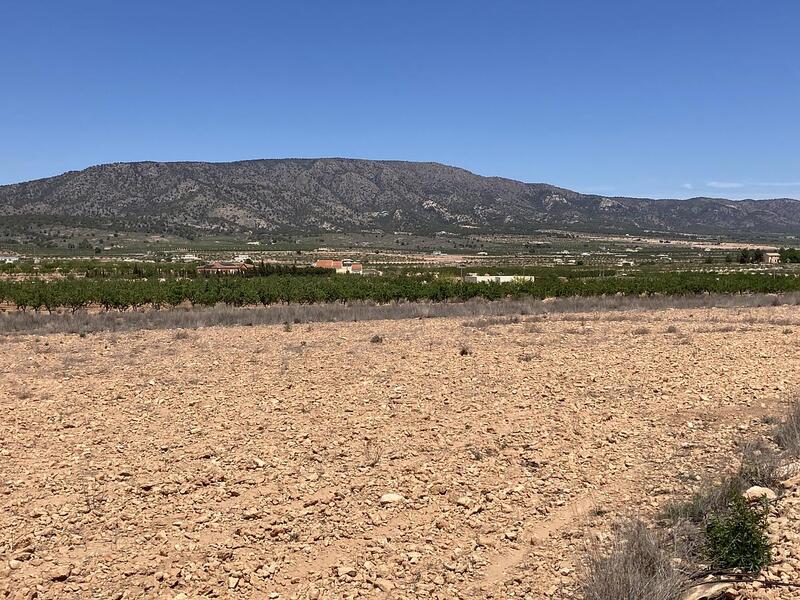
[2,304,800,599]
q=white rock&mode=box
[681,581,731,600]
[743,486,777,501]
[380,493,404,504]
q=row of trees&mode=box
[736,249,767,264]
[779,248,800,263]
[1,271,800,313]
[1,259,331,279]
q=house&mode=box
[196,261,254,275]
[314,259,343,269]
[0,254,20,264]
[463,273,534,284]
[337,262,363,275]
[764,252,781,264]
[315,258,364,274]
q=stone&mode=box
[242,507,260,519]
[49,564,71,581]
[374,578,394,592]
[743,486,777,502]
[337,565,357,578]
[681,581,731,600]
[380,493,404,505]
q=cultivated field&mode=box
[2,305,800,598]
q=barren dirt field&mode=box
[2,305,800,599]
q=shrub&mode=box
[704,495,771,572]
[738,440,781,490]
[775,398,800,457]
[363,440,383,467]
[370,334,384,344]
[582,520,687,600]
[662,440,780,526]
[662,477,741,527]
[459,344,472,356]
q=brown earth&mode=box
[2,305,800,599]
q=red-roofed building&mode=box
[314,258,364,275]
[196,261,254,275]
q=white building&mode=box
[464,273,534,284]
[764,252,781,264]
[0,254,20,264]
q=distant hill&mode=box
[1,158,800,237]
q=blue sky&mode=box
[1,1,798,199]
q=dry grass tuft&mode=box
[362,440,383,467]
[582,520,687,600]
[462,315,520,329]
[775,397,800,457]
[4,292,800,336]
[663,439,781,527]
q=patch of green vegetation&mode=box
[2,269,800,312]
[705,495,771,571]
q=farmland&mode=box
[2,304,800,598]
[3,238,800,598]
[3,266,800,316]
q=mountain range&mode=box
[1,158,799,238]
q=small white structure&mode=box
[182,254,201,262]
[0,254,20,264]
[464,273,534,284]
[336,262,363,275]
[764,252,781,264]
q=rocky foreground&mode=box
[2,305,800,599]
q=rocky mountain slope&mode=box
[1,158,800,236]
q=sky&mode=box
[1,1,798,199]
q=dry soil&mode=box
[2,305,800,599]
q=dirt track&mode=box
[2,305,800,599]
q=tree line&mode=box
[1,271,800,313]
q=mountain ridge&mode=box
[2,158,799,237]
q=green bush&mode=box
[704,495,771,572]
[662,441,779,527]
